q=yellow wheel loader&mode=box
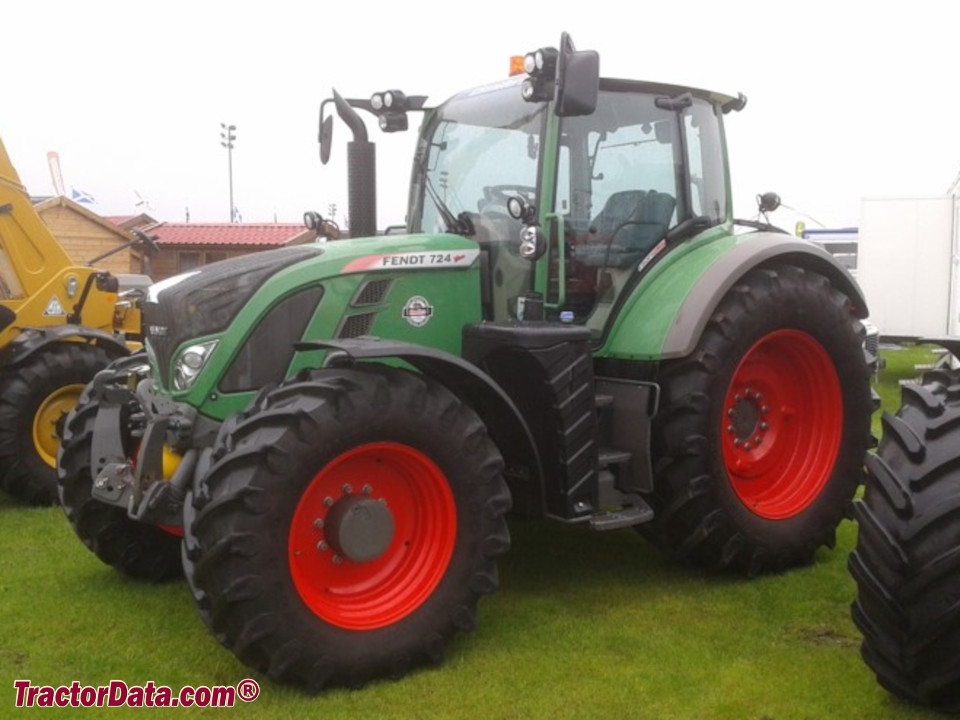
[0,135,150,504]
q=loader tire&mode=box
[57,381,182,581]
[643,264,872,574]
[182,365,511,689]
[0,343,113,505]
[849,369,960,711]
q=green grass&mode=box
[0,345,945,719]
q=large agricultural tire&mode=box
[642,263,872,575]
[849,370,960,711]
[57,379,183,581]
[182,366,511,689]
[0,342,114,505]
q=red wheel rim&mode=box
[721,330,843,519]
[288,442,457,630]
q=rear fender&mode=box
[601,233,868,361]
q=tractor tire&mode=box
[57,378,183,581]
[182,366,511,689]
[0,342,113,505]
[849,370,960,711]
[643,264,871,574]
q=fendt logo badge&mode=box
[402,296,433,327]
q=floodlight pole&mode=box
[220,123,237,222]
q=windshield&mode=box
[409,79,547,235]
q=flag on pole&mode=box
[71,187,95,204]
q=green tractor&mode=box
[58,34,873,689]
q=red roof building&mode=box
[110,220,317,281]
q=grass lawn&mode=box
[0,345,944,719]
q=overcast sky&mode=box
[3,1,957,232]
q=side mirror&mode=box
[555,32,599,117]
[757,192,781,214]
[320,108,334,165]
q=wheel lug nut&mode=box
[362,484,373,495]
[727,425,735,434]
[317,541,328,551]
[755,436,762,445]
[745,388,753,397]
[727,409,735,417]
[313,518,324,530]
[734,439,742,447]
[755,393,764,402]
[744,442,752,451]
[323,496,334,507]
[760,422,769,431]
[342,484,353,494]
[761,406,769,415]
[734,394,742,402]
[332,554,343,565]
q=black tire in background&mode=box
[57,378,183,581]
[850,369,960,711]
[643,264,872,574]
[0,343,113,505]
[183,366,511,689]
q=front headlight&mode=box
[173,340,218,391]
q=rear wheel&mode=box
[183,366,511,689]
[57,371,182,581]
[849,370,960,711]
[0,343,113,505]
[644,264,871,574]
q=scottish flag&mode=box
[71,187,95,204]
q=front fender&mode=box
[599,231,868,361]
[0,325,130,368]
[298,337,544,492]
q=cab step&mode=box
[588,501,655,531]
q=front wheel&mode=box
[0,343,114,505]
[57,366,183,581]
[183,366,511,689]
[643,264,872,574]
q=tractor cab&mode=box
[408,74,735,334]
[322,33,744,338]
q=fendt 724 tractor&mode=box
[0,135,149,505]
[58,34,873,689]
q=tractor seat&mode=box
[574,190,676,268]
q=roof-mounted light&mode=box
[520,46,559,103]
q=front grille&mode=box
[337,313,376,339]
[219,286,324,393]
[144,246,322,387]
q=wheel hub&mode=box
[324,494,395,563]
[726,388,770,449]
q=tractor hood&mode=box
[143,233,482,398]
